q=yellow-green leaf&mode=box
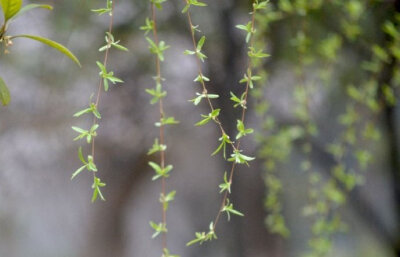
[0,77,10,106]
[12,4,53,20]
[11,34,81,67]
[0,0,22,21]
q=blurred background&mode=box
[0,0,399,256]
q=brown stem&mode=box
[91,0,115,165]
[150,2,168,251]
[182,0,258,232]
[213,4,256,230]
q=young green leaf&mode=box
[91,176,106,202]
[222,199,244,221]
[11,34,81,67]
[182,0,207,13]
[195,109,220,126]
[186,222,217,246]
[91,0,112,15]
[162,248,180,257]
[194,74,210,83]
[219,172,231,193]
[149,221,167,238]
[228,149,255,166]
[236,21,254,43]
[149,162,173,180]
[99,32,128,52]
[146,37,170,61]
[160,190,176,211]
[151,0,167,9]
[140,18,154,35]
[146,83,167,104]
[148,138,167,155]
[73,103,101,119]
[194,36,207,62]
[0,0,22,21]
[239,68,261,89]
[236,120,254,139]
[230,92,247,108]
[11,4,52,20]
[86,155,98,172]
[184,49,196,55]
[253,0,268,10]
[96,61,123,91]
[189,92,219,106]
[211,133,232,159]
[72,124,98,143]
[197,36,206,51]
[155,116,179,127]
[0,76,10,106]
[248,46,270,59]
[71,147,89,180]
[77,147,86,164]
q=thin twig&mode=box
[150,2,168,251]
[91,0,115,163]
[182,1,258,231]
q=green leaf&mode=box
[219,172,231,193]
[195,109,220,126]
[211,133,232,159]
[194,74,210,83]
[78,147,86,164]
[96,61,107,74]
[11,34,81,67]
[11,4,52,20]
[146,83,167,104]
[181,4,190,13]
[71,165,86,180]
[149,221,167,238]
[149,162,173,180]
[160,190,176,211]
[236,21,254,43]
[146,37,169,61]
[155,116,180,127]
[222,199,244,221]
[184,50,195,55]
[100,32,128,52]
[91,176,106,202]
[148,138,167,155]
[236,120,254,139]
[149,161,162,174]
[195,116,212,126]
[228,150,255,166]
[0,0,22,21]
[189,92,218,106]
[230,92,247,108]
[197,36,206,51]
[91,0,112,15]
[73,103,101,119]
[140,18,154,35]
[0,76,10,106]
[254,0,268,10]
[87,156,97,171]
[182,0,207,13]
[162,248,180,257]
[186,222,217,246]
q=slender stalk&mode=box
[183,1,258,232]
[184,6,238,153]
[91,0,115,163]
[149,2,168,251]
[213,4,257,230]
